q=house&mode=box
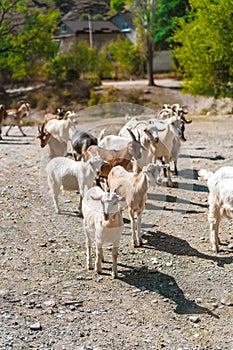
[109,10,136,44]
[56,19,124,52]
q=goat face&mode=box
[37,124,51,147]
[144,163,164,186]
[128,140,142,160]
[89,156,107,177]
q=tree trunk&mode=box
[147,37,155,86]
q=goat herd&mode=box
[1,102,232,279]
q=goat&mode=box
[44,114,75,143]
[2,102,30,137]
[37,115,75,159]
[159,104,192,141]
[118,120,162,171]
[84,129,142,183]
[37,123,67,159]
[151,116,181,187]
[46,155,106,214]
[71,129,98,161]
[198,167,233,252]
[0,104,7,140]
[108,163,165,247]
[44,108,65,123]
[82,186,125,278]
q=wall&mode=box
[153,51,174,72]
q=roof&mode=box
[110,10,135,29]
[62,20,121,34]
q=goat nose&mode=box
[104,213,110,220]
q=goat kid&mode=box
[82,186,125,278]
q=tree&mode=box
[110,0,126,13]
[127,0,157,86]
[154,0,190,50]
[172,0,233,98]
[0,0,60,82]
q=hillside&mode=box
[54,0,110,19]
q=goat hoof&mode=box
[112,272,118,279]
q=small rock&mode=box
[221,293,233,306]
[228,243,233,249]
[44,300,56,307]
[189,315,200,323]
[29,322,42,331]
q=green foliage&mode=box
[45,41,98,84]
[92,14,104,20]
[0,0,60,82]
[107,38,143,78]
[79,13,89,20]
[110,0,126,13]
[154,0,190,50]
[88,86,119,106]
[172,0,233,97]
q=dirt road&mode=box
[0,110,233,349]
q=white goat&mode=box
[150,116,181,187]
[45,114,75,143]
[82,186,125,278]
[46,155,106,214]
[198,167,233,252]
[37,114,75,159]
[108,163,164,247]
[37,123,67,159]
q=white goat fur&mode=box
[108,163,163,247]
[151,116,181,187]
[46,155,105,213]
[82,186,125,278]
[199,167,233,252]
[45,116,75,143]
[47,136,67,159]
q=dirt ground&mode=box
[0,85,233,349]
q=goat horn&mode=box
[137,130,141,143]
[127,128,136,142]
[38,124,41,133]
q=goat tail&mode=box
[198,168,213,181]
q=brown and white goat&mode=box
[108,163,165,247]
[2,103,30,136]
[83,129,142,185]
